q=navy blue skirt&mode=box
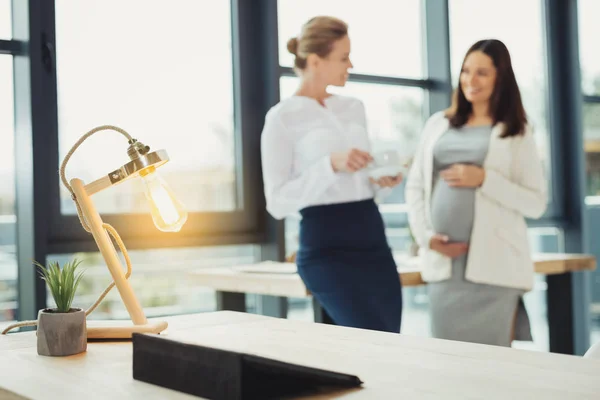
[296,199,403,333]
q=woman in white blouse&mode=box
[261,16,404,333]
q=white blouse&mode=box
[261,95,386,220]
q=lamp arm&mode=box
[84,176,113,196]
[59,125,133,232]
[83,223,133,315]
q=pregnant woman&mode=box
[405,39,547,346]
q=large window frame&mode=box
[38,1,264,253]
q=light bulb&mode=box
[140,171,187,232]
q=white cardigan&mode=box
[405,112,548,290]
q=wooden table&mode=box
[0,311,599,399]
[189,253,596,296]
[189,253,596,355]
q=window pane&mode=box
[579,0,600,95]
[580,2,600,351]
[0,0,11,40]
[277,0,423,78]
[449,0,553,209]
[584,103,600,197]
[0,55,16,321]
[55,1,236,215]
[48,245,259,319]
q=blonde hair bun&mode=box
[287,37,298,55]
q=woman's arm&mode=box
[478,127,548,219]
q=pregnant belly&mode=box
[430,180,475,242]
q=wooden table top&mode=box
[0,311,598,399]
[189,253,596,298]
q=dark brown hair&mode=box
[446,39,527,138]
[286,16,348,71]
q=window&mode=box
[0,0,11,40]
[579,0,600,348]
[0,55,16,321]
[55,0,236,215]
[579,0,600,96]
[48,245,260,320]
[449,0,553,213]
[277,0,424,78]
[584,103,600,196]
[580,0,600,198]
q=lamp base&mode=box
[86,320,168,340]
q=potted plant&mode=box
[34,259,87,357]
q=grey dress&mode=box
[427,125,532,347]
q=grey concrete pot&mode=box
[37,307,87,357]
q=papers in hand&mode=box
[368,165,407,180]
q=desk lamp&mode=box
[60,125,187,339]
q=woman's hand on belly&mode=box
[440,164,485,188]
[429,234,469,258]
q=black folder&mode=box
[132,333,363,400]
